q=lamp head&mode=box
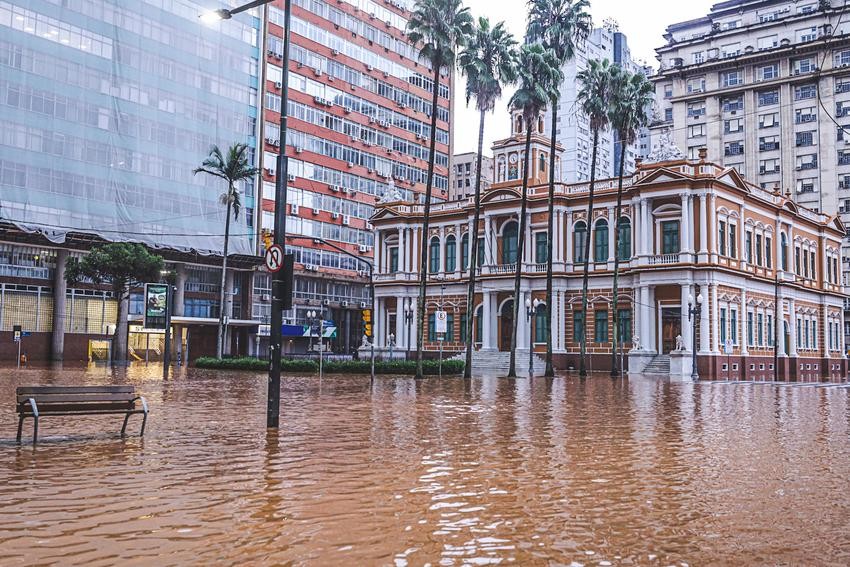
[200,8,231,23]
[533,298,540,308]
[696,293,704,304]
[688,293,694,305]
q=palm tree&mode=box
[458,17,518,379]
[194,143,260,359]
[407,0,474,379]
[575,58,615,377]
[526,0,591,378]
[608,69,654,377]
[507,43,563,378]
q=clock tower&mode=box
[490,108,563,189]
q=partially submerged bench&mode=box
[16,386,149,444]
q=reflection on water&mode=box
[2,365,850,565]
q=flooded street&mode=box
[2,366,850,566]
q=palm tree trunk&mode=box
[508,123,533,378]
[579,128,599,377]
[544,101,558,377]
[610,142,628,377]
[415,63,443,379]
[113,284,129,363]
[217,194,233,359]
[464,108,487,379]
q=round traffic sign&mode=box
[265,244,284,272]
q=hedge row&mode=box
[194,356,464,375]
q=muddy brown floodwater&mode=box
[1,365,850,566]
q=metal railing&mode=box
[647,253,680,265]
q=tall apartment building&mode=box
[652,0,850,218]
[449,152,493,200]
[258,0,452,353]
[0,0,263,361]
[544,23,647,183]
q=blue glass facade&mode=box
[0,0,260,255]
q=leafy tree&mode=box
[576,58,615,377]
[458,17,518,378]
[526,0,591,377]
[407,0,473,379]
[194,143,260,359]
[506,43,563,378]
[608,68,654,376]
[66,243,164,363]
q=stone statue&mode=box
[361,334,372,348]
[388,333,396,347]
[377,177,403,204]
[645,128,685,164]
[675,334,685,351]
[631,335,641,350]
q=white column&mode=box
[482,291,493,350]
[607,206,616,264]
[687,193,695,253]
[634,199,643,257]
[711,283,720,353]
[641,199,651,258]
[681,283,692,352]
[484,215,493,265]
[741,288,749,355]
[698,194,708,260]
[640,285,650,351]
[524,217,532,266]
[699,282,710,353]
[395,299,404,351]
[467,219,474,271]
[556,290,566,351]
[565,211,573,268]
[777,297,787,357]
[374,297,383,347]
[709,193,718,261]
[516,289,527,351]
[439,226,446,273]
[554,211,562,264]
[680,194,690,260]
[397,227,405,273]
[455,223,463,275]
[841,306,847,358]
[647,286,657,352]
[788,298,797,357]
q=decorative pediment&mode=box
[633,167,689,186]
[829,216,847,234]
[715,168,749,192]
[783,200,800,214]
[480,187,521,204]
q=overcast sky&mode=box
[452,0,717,154]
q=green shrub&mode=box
[194,357,317,372]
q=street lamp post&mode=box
[687,293,703,381]
[526,297,540,377]
[307,310,316,354]
[404,301,413,358]
[205,0,289,432]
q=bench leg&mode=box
[121,412,131,437]
[32,416,38,445]
[16,416,24,443]
[140,411,148,437]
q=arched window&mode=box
[574,221,587,263]
[461,233,469,269]
[539,152,546,173]
[594,219,609,262]
[534,303,549,343]
[502,221,518,264]
[617,217,631,261]
[781,232,788,271]
[445,235,456,272]
[429,237,440,273]
[477,237,485,267]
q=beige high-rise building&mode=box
[652,0,850,222]
[449,152,494,200]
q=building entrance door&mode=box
[661,307,681,354]
[499,300,514,352]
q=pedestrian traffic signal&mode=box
[361,309,372,338]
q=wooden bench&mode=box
[16,386,149,444]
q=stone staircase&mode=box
[641,354,671,375]
[452,350,547,374]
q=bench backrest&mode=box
[16,386,137,407]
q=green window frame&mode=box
[747,311,754,346]
[729,224,737,258]
[617,217,631,261]
[573,311,585,343]
[428,313,436,342]
[745,231,753,263]
[460,313,467,343]
[475,308,483,343]
[616,308,631,343]
[461,233,469,269]
[781,233,788,270]
[765,236,772,268]
[389,246,399,273]
[446,314,454,342]
[477,237,485,267]
[731,309,738,344]
[535,232,548,264]
[429,237,440,273]
[594,310,608,343]
[594,220,609,262]
[534,304,549,343]
[661,220,680,254]
[719,220,727,256]
[757,313,764,345]
[445,235,456,272]
[720,308,727,343]
[574,221,587,263]
[502,222,518,264]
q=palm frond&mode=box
[459,17,518,113]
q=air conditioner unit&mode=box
[290,204,299,214]
[341,301,349,307]
[331,212,340,219]
[314,68,323,77]
[398,176,406,183]
[367,167,374,173]
[323,299,331,306]
[327,101,335,108]
[260,293,272,302]
[341,186,349,193]
[295,146,303,153]
[380,120,389,128]
[358,244,369,253]
[360,301,367,308]
[272,139,280,147]
[386,147,393,154]
[399,103,407,109]
[274,52,282,60]
[342,215,351,225]
[383,71,389,78]
[288,173,296,182]
[330,184,339,192]
[366,64,374,71]
[347,161,354,168]
[349,189,357,196]
[331,49,339,56]
[312,207,321,214]
[369,117,377,124]
[344,105,352,113]
[357,270,366,277]
[265,167,275,175]
[275,81,282,89]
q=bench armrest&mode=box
[24,398,38,417]
[131,396,149,414]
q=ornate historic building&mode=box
[369,114,848,380]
